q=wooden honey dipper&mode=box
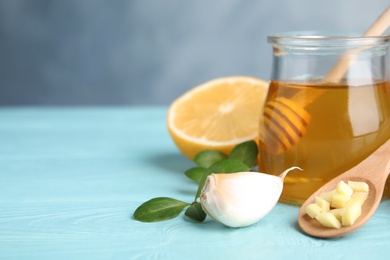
[261,6,390,154]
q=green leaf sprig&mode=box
[133,140,258,223]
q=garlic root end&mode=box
[279,166,303,181]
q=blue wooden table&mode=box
[1,107,390,259]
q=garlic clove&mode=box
[200,167,301,228]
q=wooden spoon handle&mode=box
[344,139,390,185]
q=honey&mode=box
[259,80,390,205]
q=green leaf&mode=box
[194,150,228,168]
[229,140,259,168]
[195,159,251,200]
[133,197,190,222]
[185,167,206,183]
[185,202,207,222]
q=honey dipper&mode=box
[261,6,390,154]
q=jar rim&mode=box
[268,31,390,47]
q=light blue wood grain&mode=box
[1,107,390,259]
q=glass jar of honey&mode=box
[259,32,390,205]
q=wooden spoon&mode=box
[298,138,390,238]
[262,6,390,154]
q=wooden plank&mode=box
[1,107,390,259]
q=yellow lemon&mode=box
[167,76,269,159]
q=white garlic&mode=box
[200,167,301,228]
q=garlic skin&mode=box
[200,167,301,228]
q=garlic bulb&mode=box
[200,167,301,228]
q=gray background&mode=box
[0,0,389,106]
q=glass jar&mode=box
[258,31,390,205]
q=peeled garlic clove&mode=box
[200,167,301,228]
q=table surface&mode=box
[1,107,390,259]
